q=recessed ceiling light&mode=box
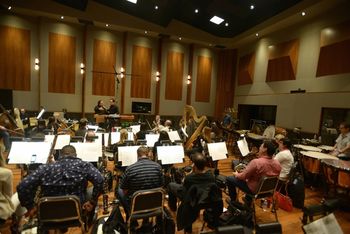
[105,24,109,27]
[195,9,199,13]
[250,5,255,10]
[255,33,259,37]
[155,5,158,10]
[60,16,64,20]
[144,30,148,34]
[225,22,229,27]
[210,16,224,25]
[126,0,137,4]
[8,6,12,10]
[179,37,182,40]
[301,11,306,16]
[209,43,212,46]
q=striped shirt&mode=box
[120,157,163,197]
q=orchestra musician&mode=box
[94,100,108,115]
[332,122,350,160]
[75,118,88,137]
[46,116,59,134]
[17,145,104,217]
[118,146,163,219]
[226,140,281,206]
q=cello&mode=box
[0,104,24,136]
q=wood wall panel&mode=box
[0,25,30,91]
[214,49,238,119]
[48,33,76,93]
[92,39,116,96]
[237,53,255,85]
[165,51,184,100]
[316,38,350,77]
[195,56,212,102]
[266,39,299,82]
[320,20,350,47]
[130,45,152,98]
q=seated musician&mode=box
[118,146,163,217]
[159,120,172,132]
[75,118,88,137]
[167,152,215,212]
[332,122,350,160]
[152,131,172,158]
[94,100,107,115]
[46,116,59,134]
[226,140,281,206]
[0,155,26,228]
[0,125,10,152]
[108,98,119,115]
[274,138,294,182]
[17,145,104,217]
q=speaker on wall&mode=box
[0,89,13,110]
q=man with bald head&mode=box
[17,145,104,215]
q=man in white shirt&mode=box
[332,122,350,160]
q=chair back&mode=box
[254,176,279,198]
[37,195,85,232]
[129,188,164,219]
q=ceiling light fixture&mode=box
[195,9,199,13]
[60,16,64,20]
[145,30,148,34]
[179,37,182,40]
[255,33,259,37]
[8,6,12,10]
[155,5,158,10]
[250,5,255,10]
[126,0,137,4]
[105,24,109,27]
[225,22,229,27]
[210,16,224,25]
[301,11,306,16]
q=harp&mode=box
[183,105,208,150]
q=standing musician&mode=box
[108,98,119,115]
[94,100,108,115]
[17,145,104,217]
[332,122,350,160]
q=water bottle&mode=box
[261,199,268,211]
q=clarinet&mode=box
[101,134,109,214]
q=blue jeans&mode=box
[226,176,253,205]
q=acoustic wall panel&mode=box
[195,55,212,102]
[165,51,184,100]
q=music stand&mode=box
[157,145,185,165]
[145,134,159,147]
[117,146,139,166]
[207,142,228,161]
[8,142,51,164]
[70,142,102,162]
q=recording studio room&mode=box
[0,0,350,233]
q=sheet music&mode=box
[237,138,250,157]
[118,146,139,166]
[130,125,141,135]
[54,135,71,149]
[168,131,181,142]
[70,142,102,162]
[157,145,185,165]
[110,132,120,144]
[127,132,134,141]
[303,213,343,234]
[8,142,51,164]
[44,135,55,145]
[207,142,228,161]
[146,134,159,147]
